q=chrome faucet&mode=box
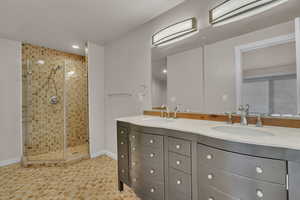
[165,106,170,119]
[174,104,181,119]
[160,104,165,118]
[238,104,249,126]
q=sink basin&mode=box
[212,126,274,137]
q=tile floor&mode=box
[0,156,140,200]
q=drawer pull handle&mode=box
[132,147,136,151]
[149,139,154,144]
[120,141,124,145]
[132,178,137,182]
[132,135,136,139]
[120,130,125,134]
[176,160,181,165]
[150,153,155,158]
[121,169,125,173]
[176,180,182,185]
[256,189,263,198]
[150,169,155,174]
[256,167,263,174]
[150,188,155,193]
[208,197,215,200]
[206,154,213,160]
[176,144,181,149]
[121,154,125,159]
[132,162,136,166]
[207,174,214,180]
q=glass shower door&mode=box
[64,57,89,160]
[23,58,66,161]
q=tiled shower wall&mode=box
[22,44,88,158]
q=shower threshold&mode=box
[22,144,90,167]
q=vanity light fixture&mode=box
[72,45,80,49]
[209,0,288,26]
[152,17,198,47]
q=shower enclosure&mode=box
[22,44,89,166]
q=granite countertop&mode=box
[117,115,300,151]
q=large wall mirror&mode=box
[235,34,300,116]
[151,14,300,118]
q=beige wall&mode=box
[0,38,22,166]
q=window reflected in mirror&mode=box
[241,40,297,115]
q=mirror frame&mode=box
[235,32,299,115]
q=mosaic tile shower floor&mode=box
[26,144,89,161]
[0,156,140,200]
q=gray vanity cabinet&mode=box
[129,130,165,200]
[117,121,300,200]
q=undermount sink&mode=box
[212,126,274,137]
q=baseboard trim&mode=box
[105,151,117,160]
[0,157,20,167]
[91,151,117,160]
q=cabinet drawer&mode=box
[199,185,240,200]
[141,133,163,148]
[130,132,163,149]
[168,137,191,156]
[131,146,164,165]
[198,164,287,200]
[169,152,191,174]
[130,161,164,182]
[118,160,129,184]
[131,178,164,200]
[118,126,128,137]
[198,144,286,185]
[117,137,128,153]
[169,168,191,198]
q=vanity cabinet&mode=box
[117,121,300,200]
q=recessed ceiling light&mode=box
[36,60,45,65]
[72,45,80,49]
[162,69,167,74]
[67,71,75,76]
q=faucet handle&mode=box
[224,112,233,124]
[245,104,250,112]
[256,113,263,127]
[175,104,181,112]
[238,105,244,111]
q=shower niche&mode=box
[22,44,89,166]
